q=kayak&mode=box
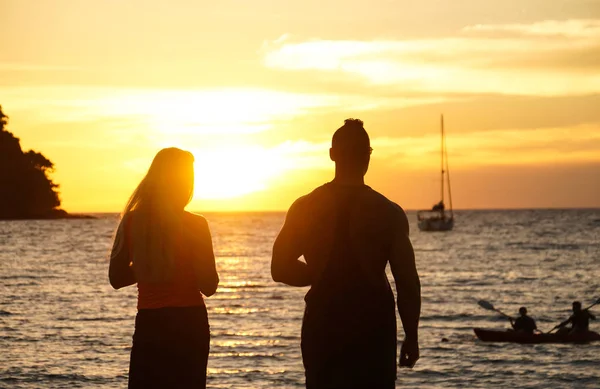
[473,328,600,344]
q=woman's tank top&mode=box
[126,217,205,310]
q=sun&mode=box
[191,145,289,200]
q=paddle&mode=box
[586,297,600,310]
[477,300,513,319]
[547,324,562,334]
[547,297,600,334]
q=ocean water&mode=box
[1,209,599,389]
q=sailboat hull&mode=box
[418,217,454,232]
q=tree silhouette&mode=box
[0,105,65,219]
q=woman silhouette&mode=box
[109,147,219,388]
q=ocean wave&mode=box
[0,275,50,280]
[56,316,126,322]
[7,282,40,287]
[220,283,268,289]
[421,313,479,322]
[0,372,104,383]
[505,242,582,251]
[212,331,298,340]
[211,352,285,359]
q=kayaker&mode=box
[557,301,596,335]
[509,307,537,334]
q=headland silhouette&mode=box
[0,105,89,219]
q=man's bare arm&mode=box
[389,209,421,367]
[558,317,572,328]
[271,200,311,287]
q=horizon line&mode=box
[71,206,600,215]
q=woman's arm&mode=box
[108,217,136,289]
[187,213,219,297]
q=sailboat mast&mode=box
[444,122,454,217]
[440,114,445,205]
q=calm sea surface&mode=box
[1,209,599,389]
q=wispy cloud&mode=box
[0,63,78,72]
[372,123,600,167]
[268,123,600,171]
[0,85,447,139]
[263,19,600,96]
[462,19,600,38]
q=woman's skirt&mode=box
[128,305,210,389]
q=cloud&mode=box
[0,63,78,72]
[268,122,600,172]
[371,123,600,168]
[262,19,600,96]
[0,85,448,142]
[462,19,600,38]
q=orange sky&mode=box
[1,0,599,212]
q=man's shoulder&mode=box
[289,184,407,218]
[290,185,326,206]
[286,184,329,215]
[361,187,412,234]
[364,187,408,222]
[366,187,403,209]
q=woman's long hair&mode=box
[122,147,195,283]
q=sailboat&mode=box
[417,114,454,232]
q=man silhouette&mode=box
[557,301,596,335]
[271,119,421,389]
[510,307,537,334]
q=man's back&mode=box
[279,182,407,389]
[571,311,594,332]
[513,316,536,334]
[294,182,403,306]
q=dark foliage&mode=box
[0,105,64,219]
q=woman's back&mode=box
[108,147,218,389]
[128,212,207,309]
